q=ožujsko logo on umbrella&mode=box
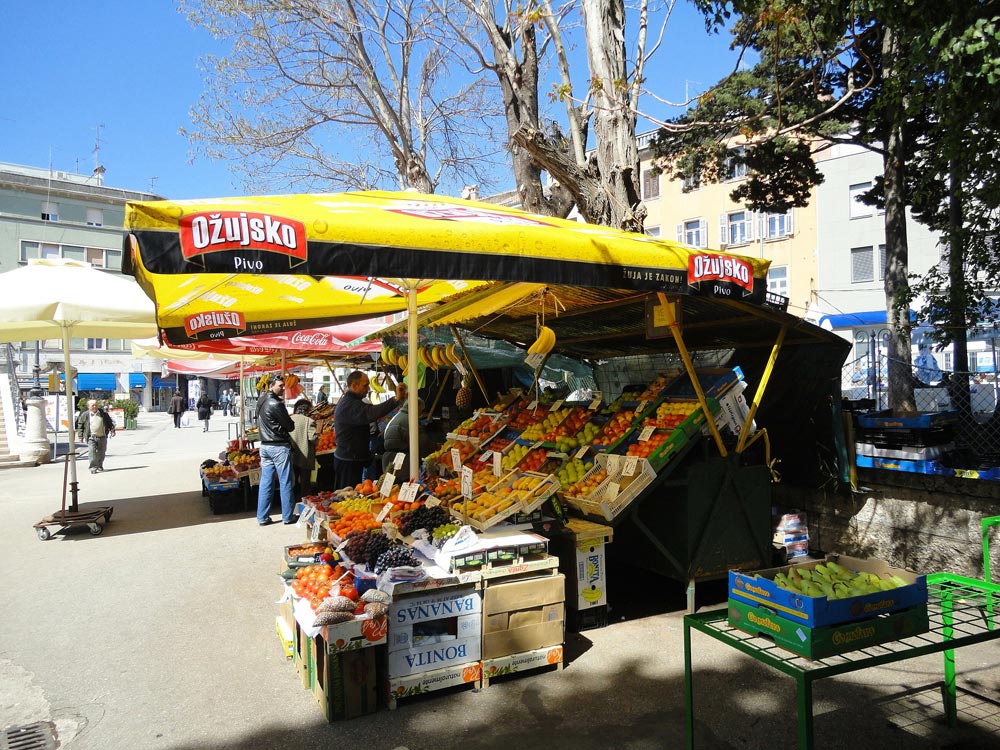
[179,212,307,262]
[688,253,754,294]
[184,311,247,339]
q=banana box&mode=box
[728,554,927,629]
[727,598,930,659]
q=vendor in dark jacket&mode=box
[334,370,405,490]
[381,398,433,480]
[255,374,298,526]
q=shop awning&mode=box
[818,309,916,330]
[129,373,147,388]
[76,373,117,391]
[152,375,176,389]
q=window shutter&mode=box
[718,214,728,247]
[676,224,683,243]
[785,209,794,236]
[698,218,708,247]
[745,211,755,242]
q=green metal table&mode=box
[684,573,1000,749]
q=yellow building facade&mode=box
[638,135,818,318]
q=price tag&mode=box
[425,495,441,508]
[605,454,622,474]
[451,447,462,472]
[393,452,405,470]
[575,445,590,460]
[481,450,493,462]
[638,426,656,442]
[588,397,601,411]
[383,522,400,541]
[248,468,261,487]
[461,466,474,498]
[623,456,639,477]
[605,481,620,500]
[375,502,393,523]
[637,399,648,415]
[493,450,503,477]
[528,399,538,410]
[551,399,564,411]
[455,360,468,377]
[490,411,502,423]
[399,481,420,503]
[335,538,350,553]
[380,472,396,497]
[310,520,321,541]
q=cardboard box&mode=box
[483,620,564,659]
[311,633,378,721]
[574,538,607,609]
[775,512,807,532]
[387,585,483,677]
[324,616,388,653]
[294,619,314,690]
[728,554,928,628]
[483,645,563,682]
[387,633,482,677]
[482,574,565,659]
[773,528,809,545]
[727,598,930,659]
[386,660,483,705]
[483,575,565,615]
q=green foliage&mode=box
[112,399,140,421]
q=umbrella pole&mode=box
[62,328,80,512]
[449,325,490,403]
[239,357,245,442]
[407,284,420,482]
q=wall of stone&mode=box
[773,469,1000,579]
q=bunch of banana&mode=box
[370,375,386,394]
[445,343,460,364]
[428,345,451,368]
[381,345,399,367]
[527,325,556,355]
[255,373,271,392]
[417,346,438,371]
[397,353,409,371]
[772,561,910,600]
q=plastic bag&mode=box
[181,412,191,427]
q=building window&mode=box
[720,211,752,246]
[86,339,107,350]
[763,210,794,239]
[682,171,702,191]
[849,182,873,219]
[879,243,887,276]
[645,225,661,238]
[86,208,104,226]
[724,147,748,181]
[18,241,120,268]
[641,168,660,200]
[41,201,59,221]
[851,245,875,282]
[767,266,789,297]
[677,218,707,248]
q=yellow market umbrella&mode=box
[124,191,772,481]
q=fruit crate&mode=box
[559,462,611,515]
[562,454,656,522]
[661,367,743,399]
[492,470,561,514]
[450,494,525,532]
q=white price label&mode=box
[588,397,601,411]
[605,481,621,500]
[623,456,639,477]
[551,399,564,411]
[638,426,656,442]
[606,454,622,474]
[528,399,538,410]
[490,411,502,423]
[425,495,441,508]
[461,466,474,498]
[375,503,393,523]
[248,468,261,486]
[400,482,420,503]
[310,520,321,541]
[637,400,648,414]
[575,445,590,460]
[393,452,405,470]
[455,360,468,377]
[380,472,396,497]
[481,450,493,462]
[493,451,503,477]
[383,521,400,540]
[525,352,546,370]
[335,538,350,553]
[451,448,462,472]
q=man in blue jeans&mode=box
[255,375,298,526]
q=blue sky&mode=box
[1,1,739,201]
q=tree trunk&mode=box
[881,27,915,412]
[579,0,645,232]
[948,157,971,417]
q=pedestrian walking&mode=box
[290,399,318,498]
[334,370,404,490]
[76,399,116,473]
[256,375,298,526]
[197,392,213,432]
[168,390,185,428]
[220,389,231,417]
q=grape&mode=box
[373,545,421,574]
[397,505,451,536]
[432,523,460,549]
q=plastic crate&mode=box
[855,454,941,475]
[661,367,743,399]
[566,604,608,632]
[856,409,959,430]
[563,454,656,522]
[208,486,245,514]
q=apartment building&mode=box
[638,131,816,317]
[0,162,173,409]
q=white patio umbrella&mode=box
[0,259,158,513]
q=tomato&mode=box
[353,602,367,615]
[340,585,359,601]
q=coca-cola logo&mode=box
[289,332,330,348]
[179,211,307,260]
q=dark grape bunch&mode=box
[373,545,421,574]
[432,523,461,549]
[397,505,451,536]
[344,529,392,565]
